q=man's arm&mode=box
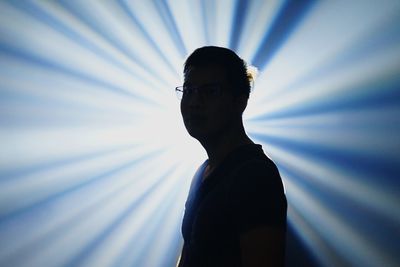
[240,226,286,267]
[230,159,287,266]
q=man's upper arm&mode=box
[229,159,287,266]
[240,226,286,267]
[229,160,287,231]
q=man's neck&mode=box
[199,122,253,172]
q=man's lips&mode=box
[186,113,206,118]
[185,115,206,121]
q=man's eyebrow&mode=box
[201,82,220,87]
[184,82,219,87]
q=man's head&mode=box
[183,46,251,98]
[179,46,251,141]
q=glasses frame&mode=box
[175,84,222,100]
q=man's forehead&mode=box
[184,65,228,84]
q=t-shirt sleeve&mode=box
[228,159,287,233]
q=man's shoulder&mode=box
[224,144,275,169]
[227,154,284,194]
[233,154,279,176]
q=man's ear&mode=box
[234,95,248,114]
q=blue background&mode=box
[0,1,399,266]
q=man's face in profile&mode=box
[180,65,237,140]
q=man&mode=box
[177,46,287,267]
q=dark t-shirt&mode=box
[179,144,287,267]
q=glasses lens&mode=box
[202,85,220,97]
[175,87,183,100]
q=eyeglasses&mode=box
[175,84,222,100]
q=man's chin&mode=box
[185,126,210,140]
[185,120,206,135]
[187,128,207,139]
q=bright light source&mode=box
[0,1,399,266]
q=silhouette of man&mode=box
[177,46,287,267]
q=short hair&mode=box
[184,46,251,98]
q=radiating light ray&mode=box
[284,175,398,267]
[114,1,181,86]
[247,47,400,120]
[167,0,206,52]
[199,0,215,45]
[63,164,187,267]
[249,0,400,109]
[287,204,332,267]
[56,0,180,87]
[213,0,236,47]
[246,107,400,161]
[0,159,187,267]
[121,1,186,69]
[1,1,171,106]
[236,0,284,61]
[251,0,316,69]
[285,179,348,267]
[153,1,187,57]
[9,0,153,81]
[0,150,168,261]
[109,165,191,267]
[0,144,163,216]
[1,0,399,266]
[263,10,400,104]
[251,134,400,220]
[0,6,141,101]
[0,127,149,170]
[229,0,249,51]
[105,165,190,267]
